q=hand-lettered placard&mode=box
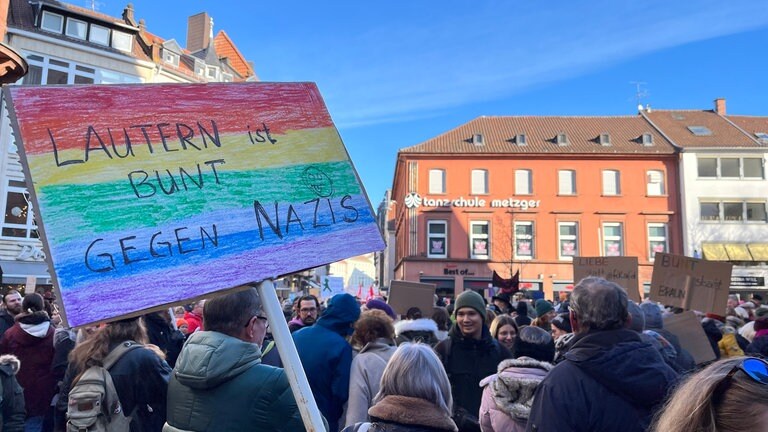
[320,276,345,301]
[649,253,732,315]
[5,83,384,327]
[573,256,640,302]
[388,281,435,318]
[663,311,717,365]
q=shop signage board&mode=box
[5,82,384,327]
[649,253,732,314]
[388,280,435,318]
[572,256,640,302]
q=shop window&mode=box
[602,222,623,256]
[558,222,578,260]
[1,180,38,239]
[514,221,534,259]
[429,169,446,194]
[700,202,720,221]
[469,221,490,259]
[723,202,743,221]
[427,221,447,258]
[747,202,767,222]
[648,223,668,261]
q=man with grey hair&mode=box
[526,277,678,432]
[164,287,311,431]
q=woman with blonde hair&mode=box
[342,343,458,431]
[653,356,768,432]
[489,315,518,352]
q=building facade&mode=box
[0,0,256,293]
[644,100,768,292]
[386,115,683,300]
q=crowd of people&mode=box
[0,279,765,431]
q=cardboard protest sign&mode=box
[320,276,345,300]
[5,82,384,327]
[387,280,435,317]
[663,310,717,365]
[573,256,640,302]
[649,253,732,315]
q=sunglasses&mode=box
[713,357,768,404]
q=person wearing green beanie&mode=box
[435,290,511,431]
[533,299,556,333]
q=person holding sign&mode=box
[165,288,310,431]
[526,277,678,432]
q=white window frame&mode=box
[41,11,64,33]
[646,170,665,196]
[427,220,448,259]
[558,221,578,260]
[700,200,768,223]
[647,223,668,261]
[222,72,234,82]
[602,222,624,256]
[23,52,142,86]
[89,24,110,46]
[428,169,446,194]
[0,179,38,240]
[207,66,219,79]
[602,170,621,196]
[471,169,488,195]
[514,221,534,260]
[65,18,87,40]
[515,169,532,195]
[700,201,721,222]
[163,50,180,66]
[558,170,576,195]
[697,156,765,179]
[469,221,490,260]
[746,202,768,223]
[111,31,133,52]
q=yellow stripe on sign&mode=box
[26,128,346,186]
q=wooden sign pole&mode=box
[681,276,693,311]
[255,279,326,431]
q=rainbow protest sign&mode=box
[5,82,384,327]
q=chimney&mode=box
[186,12,211,52]
[714,98,726,115]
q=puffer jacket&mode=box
[0,354,24,432]
[479,358,552,432]
[165,331,307,432]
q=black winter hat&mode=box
[551,313,572,333]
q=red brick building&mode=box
[385,115,683,300]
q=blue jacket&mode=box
[526,329,678,432]
[294,294,361,432]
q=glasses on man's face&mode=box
[713,357,768,404]
[245,314,269,327]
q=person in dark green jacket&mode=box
[164,288,313,432]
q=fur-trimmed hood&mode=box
[368,395,457,431]
[394,318,438,336]
[0,354,20,375]
[479,357,552,421]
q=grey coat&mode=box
[345,338,397,427]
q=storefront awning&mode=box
[724,243,753,261]
[0,260,51,284]
[702,243,730,261]
[748,244,768,262]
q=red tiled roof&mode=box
[726,115,768,143]
[644,110,760,148]
[401,116,675,155]
[213,30,256,80]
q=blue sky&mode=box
[104,1,768,206]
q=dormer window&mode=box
[642,133,654,146]
[207,67,218,79]
[515,134,527,146]
[472,134,484,146]
[112,31,133,52]
[41,11,64,33]
[556,133,569,146]
[599,133,611,146]
[164,51,179,66]
[89,25,110,46]
[66,18,87,40]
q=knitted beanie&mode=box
[551,313,572,333]
[366,299,397,320]
[535,299,554,317]
[454,290,486,322]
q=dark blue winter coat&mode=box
[293,293,361,432]
[526,328,678,432]
[746,334,768,357]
